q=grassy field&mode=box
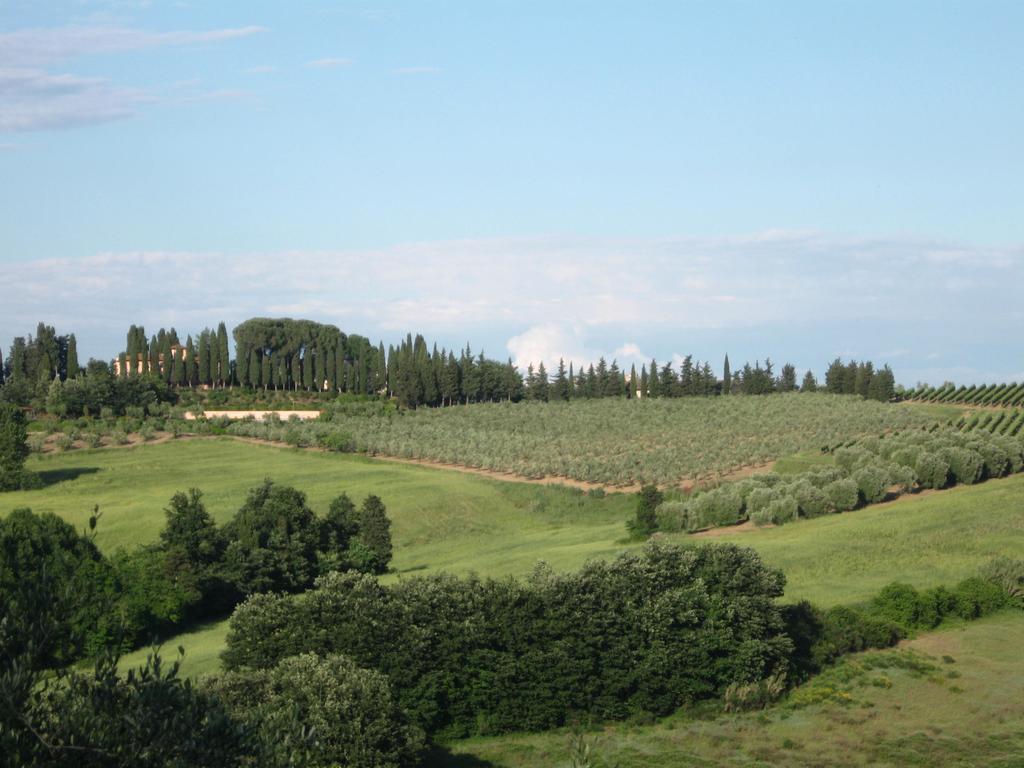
[439,611,1024,767]
[10,439,1006,679]
[2,438,634,574]
[685,474,1024,606]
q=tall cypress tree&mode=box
[648,359,660,398]
[198,331,211,387]
[553,359,570,401]
[261,352,272,391]
[65,334,79,379]
[723,355,731,395]
[217,322,230,386]
[186,336,198,387]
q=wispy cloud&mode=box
[0,24,265,133]
[306,57,353,69]
[1,232,1021,383]
[0,25,265,67]
[393,66,440,75]
[0,67,150,131]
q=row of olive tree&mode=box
[650,427,1024,534]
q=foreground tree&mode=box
[0,402,31,490]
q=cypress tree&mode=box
[302,350,314,391]
[723,355,731,395]
[802,370,818,392]
[554,359,570,401]
[186,336,198,387]
[648,359,660,398]
[148,335,159,376]
[249,349,261,389]
[216,322,230,386]
[629,364,637,398]
[65,334,79,379]
[354,495,393,574]
[198,331,211,386]
[640,364,648,398]
[261,352,272,391]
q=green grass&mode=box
[438,611,1024,767]
[3,439,634,575]
[687,474,1024,606]
[9,439,1024,682]
[773,450,836,475]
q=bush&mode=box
[869,582,940,629]
[315,429,355,452]
[0,402,32,489]
[207,653,425,768]
[941,447,984,485]
[792,482,830,518]
[685,488,744,530]
[914,452,949,489]
[223,542,792,738]
[853,465,890,504]
[765,495,798,524]
[654,501,687,533]
[979,557,1024,605]
[628,484,663,537]
[746,487,780,519]
[810,605,902,668]
[834,447,870,473]
[950,577,1009,619]
[824,478,859,512]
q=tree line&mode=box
[2,317,899,409]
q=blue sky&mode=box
[1,0,1022,385]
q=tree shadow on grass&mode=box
[34,467,100,488]
[422,745,499,767]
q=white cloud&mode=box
[0,25,266,67]
[306,57,353,69]
[393,66,441,75]
[1,232,1022,383]
[0,25,263,132]
[0,67,149,131]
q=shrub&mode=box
[792,482,830,518]
[207,653,425,768]
[979,557,1024,605]
[914,452,949,489]
[970,440,1010,479]
[810,605,902,668]
[685,488,744,530]
[766,495,798,525]
[834,447,870,473]
[824,478,859,512]
[886,462,917,494]
[223,542,792,738]
[654,501,688,533]
[891,446,922,469]
[869,582,940,629]
[628,485,663,537]
[316,430,355,452]
[950,577,1009,619]
[853,465,890,504]
[941,447,984,485]
[746,487,780,519]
